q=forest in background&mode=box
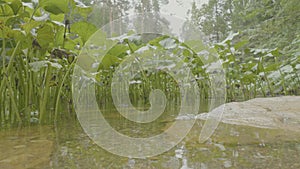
[187,0,300,98]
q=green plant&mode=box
[0,0,96,126]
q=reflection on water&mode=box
[52,114,300,169]
[1,111,300,168]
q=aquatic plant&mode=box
[0,0,299,127]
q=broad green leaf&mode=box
[21,20,41,34]
[148,35,168,47]
[127,42,140,53]
[40,0,69,15]
[37,23,54,48]
[29,60,62,72]
[0,24,11,38]
[100,54,122,69]
[50,13,64,22]
[10,29,26,42]
[64,36,82,51]
[185,39,206,53]
[71,21,97,44]
[74,5,92,18]
[241,62,256,71]
[0,0,5,5]
[7,0,22,15]
[241,72,256,84]
[107,44,128,58]
[183,49,192,57]
[257,62,264,73]
[5,15,23,26]
[264,63,280,72]
[52,25,65,46]
[0,4,14,16]
[270,48,280,57]
[234,39,248,50]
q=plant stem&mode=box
[39,64,53,124]
[54,59,76,122]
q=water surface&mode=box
[1,109,300,169]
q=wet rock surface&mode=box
[196,96,300,131]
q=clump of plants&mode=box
[1,0,299,128]
[216,32,300,101]
[94,33,212,112]
[0,0,97,127]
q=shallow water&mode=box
[51,117,300,169]
[0,126,54,169]
[1,110,300,169]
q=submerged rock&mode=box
[196,96,300,131]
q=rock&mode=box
[196,96,300,131]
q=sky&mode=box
[127,0,208,19]
[158,0,209,36]
[125,0,209,36]
[160,0,208,19]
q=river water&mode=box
[1,105,300,168]
[1,119,300,168]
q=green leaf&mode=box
[10,29,25,42]
[40,0,69,15]
[29,61,62,72]
[127,42,140,53]
[234,39,248,50]
[184,39,206,53]
[21,20,41,34]
[107,44,128,58]
[8,0,22,15]
[148,35,168,47]
[270,48,280,57]
[257,62,264,73]
[49,13,65,22]
[183,49,192,57]
[100,54,122,69]
[0,0,5,5]
[241,71,256,84]
[74,5,92,18]
[264,63,280,72]
[5,15,22,26]
[37,23,54,48]
[71,21,97,44]
[64,36,82,51]
[0,4,14,16]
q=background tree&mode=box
[189,0,300,53]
